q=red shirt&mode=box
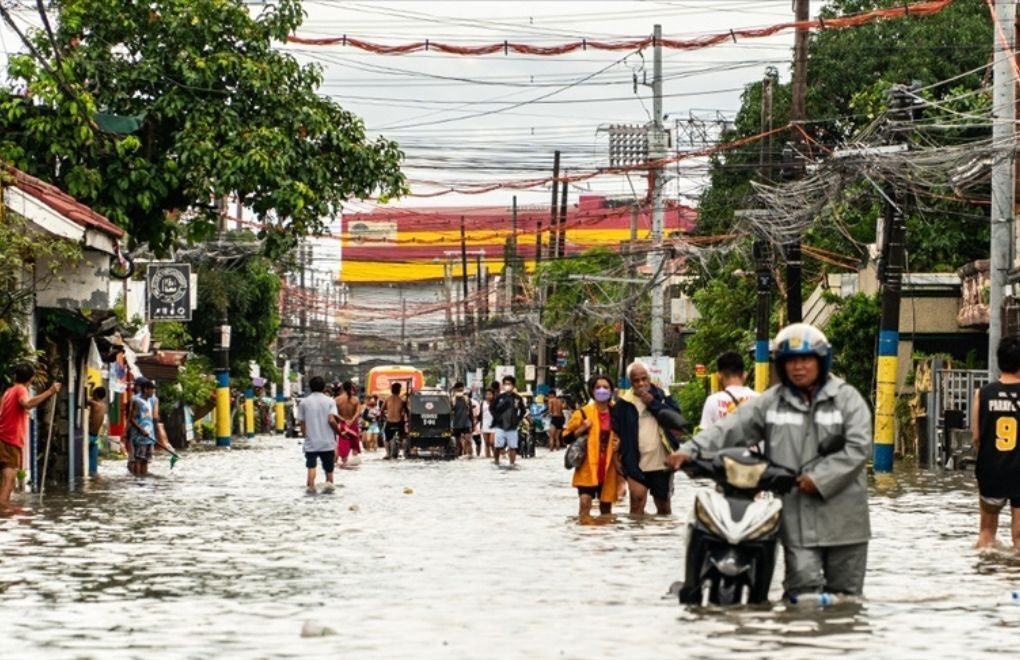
[0,384,29,448]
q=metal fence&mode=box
[925,361,990,468]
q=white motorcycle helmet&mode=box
[772,322,832,387]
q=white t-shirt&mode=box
[699,385,759,429]
[481,400,493,433]
[297,392,339,453]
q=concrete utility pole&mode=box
[400,292,407,364]
[873,87,912,474]
[460,215,470,333]
[558,169,569,258]
[507,196,517,316]
[787,0,810,324]
[649,23,666,357]
[550,150,561,259]
[753,240,772,392]
[990,0,1016,378]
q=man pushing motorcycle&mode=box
[666,323,872,598]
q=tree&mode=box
[825,292,881,397]
[186,237,281,380]
[0,196,83,386]
[685,272,757,372]
[0,0,405,255]
[537,248,628,391]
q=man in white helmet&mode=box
[667,323,872,598]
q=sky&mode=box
[0,0,821,216]
[279,0,811,212]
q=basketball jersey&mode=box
[976,381,1020,498]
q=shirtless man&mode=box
[335,381,362,468]
[547,390,565,451]
[383,382,407,460]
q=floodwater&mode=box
[2,435,1019,659]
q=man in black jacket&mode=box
[490,375,528,467]
[612,361,684,514]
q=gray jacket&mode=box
[679,376,872,548]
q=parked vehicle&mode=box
[406,388,455,459]
[366,366,424,397]
[677,434,845,607]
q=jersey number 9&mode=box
[996,416,1018,452]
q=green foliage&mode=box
[0,206,82,383]
[808,0,991,141]
[0,0,406,255]
[675,378,708,428]
[152,321,192,350]
[685,270,756,370]
[157,355,217,410]
[187,243,281,380]
[538,248,628,385]
[826,293,881,397]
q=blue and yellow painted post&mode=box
[754,340,770,393]
[874,330,898,472]
[873,198,906,473]
[274,385,285,434]
[215,369,231,448]
[753,240,772,393]
[244,386,255,439]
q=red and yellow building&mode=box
[341,195,696,283]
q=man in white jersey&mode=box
[699,351,759,430]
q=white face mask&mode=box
[502,384,512,393]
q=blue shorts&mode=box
[132,439,154,463]
[494,428,518,450]
[305,450,335,473]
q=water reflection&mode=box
[2,437,1020,657]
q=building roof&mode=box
[4,165,124,239]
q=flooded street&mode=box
[3,435,1020,658]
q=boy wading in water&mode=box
[974,336,1020,550]
[127,378,158,476]
[86,387,108,477]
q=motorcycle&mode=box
[676,434,846,607]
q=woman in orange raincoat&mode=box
[564,375,621,517]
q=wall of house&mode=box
[34,251,116,312]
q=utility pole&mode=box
[550,150,561,259]
[507,196,517,316]
[990,0,1016,378]
[460,215,470,334]
[443,262,453,330]
[873,86,912,474]
[754,240,772,392]
[475,251,485,324]
[788,0,810,323]
[620,204,639,386]
[298,242,307,376]
[791,0,810,126]
[400,292,407,364]
[649,23,666,357]
[558,169,569,258]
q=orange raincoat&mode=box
[565,400,620,501]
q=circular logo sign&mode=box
[425,402,434,411]
[151,267,188,305]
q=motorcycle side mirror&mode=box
[655,408,692,434]
[818,434,846,457]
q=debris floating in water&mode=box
[348,504,359,512]
[301,621,336,637]
[403,487,413,495]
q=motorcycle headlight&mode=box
[745,510,781,541]
[694,498,725,538]
[722,455,767,490]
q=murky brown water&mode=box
[3,435,1020,658]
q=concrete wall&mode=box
[33,251,116,312]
